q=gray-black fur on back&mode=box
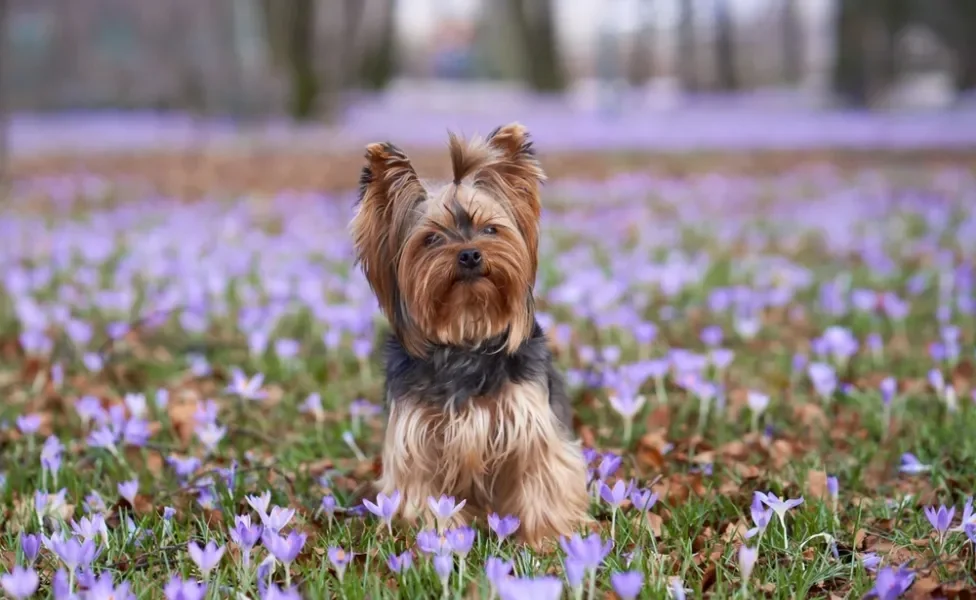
[383,320,574,430]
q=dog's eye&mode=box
[424,233,441,247]
[481,226,497,235]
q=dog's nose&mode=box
[457,248,483,270]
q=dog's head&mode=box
[350,123,545,357]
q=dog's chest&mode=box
[430,380,553,472]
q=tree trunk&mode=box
[286,0,319,120]
[0,0,8,191]
[358,0,398,90]
[951,1,976,93]
[677,0,698,92]
[909,0,976,94]
[508,0,567,92]
[259,0,289,69]
[780,0,803,84]
[832,0,869,107]
[713,0,737,90]
[626,0,655,87]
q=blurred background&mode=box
[1,0,975,190]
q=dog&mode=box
[349,123,590,545]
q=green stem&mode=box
[587,568,596,600]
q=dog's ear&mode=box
[474,122,546,279]
[350,142,425,321]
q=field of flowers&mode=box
[2,111,976,599]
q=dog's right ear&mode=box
[350,143,424,321]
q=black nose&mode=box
[457,248,483,270]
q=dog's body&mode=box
[350,123,589,544]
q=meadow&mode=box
[2,123,976,599]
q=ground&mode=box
[1,146,976,599]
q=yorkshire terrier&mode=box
[349,123,590,545]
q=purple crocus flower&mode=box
[16,414,42,435]
[488,513,521,541]
[85,571,135,600]
[630,488,658,511]
[610,571,643,600]
[163,576,207,600]
[262,583,302,600]
[669,577,687,600]
[745,494,773,539]
[187,540,225,577]
[560,532,613,570]
[363,490,400,534]
[433,553,453,588]
[70,514,108,545]
[496,576,563,600]
[608,393,646,420]
[861,552,882,571]
[564,557,585,591]
[757,492,804,519]
[965,523,976,545]
[485,556,514,587]
[20,533,41,563]
[446,526,476,556]
[260,506,296,534]
[599,479,633,508]
[224,368,267,401]
[416,529,450,556]
[167,455,201,481]
[924,504,955,544]
[229,515,263,567]
[899,453,931,475]
[387,551,413,574]
[328,546,352,582]
[865,566,914,600]
[597,453,622,480]
[427,495,466,530]
[263,530,307,566]
[48,534,98,573]
[807,363,837,401]
[1,566,39,599]
[118,479,138,504]
[52,569,70,599]
[827,476,839,502]
[299,393,324,419]
[738,544,758,581]
[880,377,897,405]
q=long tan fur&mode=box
[377,380,590,544]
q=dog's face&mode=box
[351,123,545,357]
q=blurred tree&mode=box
[677,0,698,92]
[713,0,737,90]
[876,0,910,88]
[356,0,397,90]
[832,0,869,107]
[507,0,566,92]
[286,0,319,119]
[0,0,6,190]
[626,0,655,87]
[913,0,976,93]
[780,0,803,84]
[259,0,321,119]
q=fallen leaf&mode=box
[807,469,828,501]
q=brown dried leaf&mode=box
[795,403,828,428]
[807,469,828,501]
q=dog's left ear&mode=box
[475,123,546,277]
